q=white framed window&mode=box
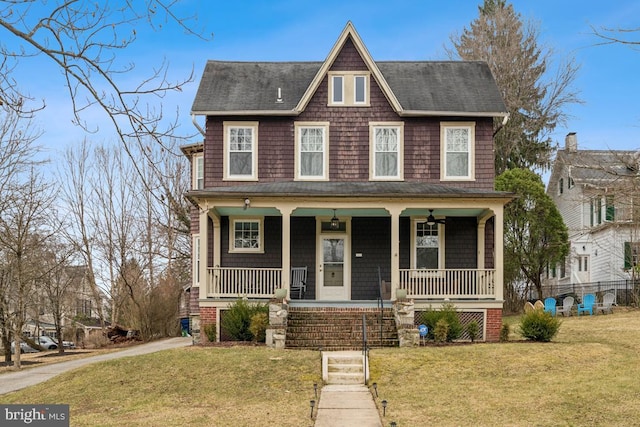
[224,122,258,180]
[192,235,200,285]
[193,153,204,190]
[441,122,475,180]
[328,72,370,106]
[578,256,589,272]
[370,122,403,180]
[411,219,444,270]
[331,75,344,104]
[230,218,263,253]
[295,122,329,180]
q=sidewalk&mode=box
[314,384,383,427]
[0,337,192,395]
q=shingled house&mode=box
[185,22,512,346]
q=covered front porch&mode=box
[193,191,508,304]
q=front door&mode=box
[317,234,350,300]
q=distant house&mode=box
[546,133,640,290]
[184,22,512,346]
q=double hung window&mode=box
[370,123,403,180]
[296,123,329,180]
[224,122,258,180]
[441,122,475,180]
[230,219,263,253]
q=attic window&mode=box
[328,72,370,107]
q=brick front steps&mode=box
[285,307,398,350]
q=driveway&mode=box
[0,337,192,395]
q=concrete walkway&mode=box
[0,337,192,395]
[314,384,383,427]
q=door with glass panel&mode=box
[317,234,349,300]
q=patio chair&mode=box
[543,297,557,316]
[596,292,616,314]
[524,301,535,313]
[577,293,596,316]
[290,266,307,299]
[556,296,574,317]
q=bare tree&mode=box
[447,0,582,174]
[592,25,640,49]
[0,1,209,150]
[0,170,56,368]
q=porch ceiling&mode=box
[214,207,485,217]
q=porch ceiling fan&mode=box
[426,209,446,226]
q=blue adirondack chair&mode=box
[543,297,556,316]
[577,293,596,316]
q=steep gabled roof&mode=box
[191,22,507,118]
[553,149,640,187]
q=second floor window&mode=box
[441,122,475,180]
[224,122,258,180]
[193,154,204,189]
[606,195,615,221]
[370,123,403,180]
[329,72,370,106]
[624,241,640,270]
[296,123,329,180]
[590,196,602,226]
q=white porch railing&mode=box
[207,267,282,298]
[399,269,496,299]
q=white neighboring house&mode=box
[546,133,640,290]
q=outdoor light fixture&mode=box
[372,382,378,397]
[310,400,316,419]
[314,383,318,399]
[243,198,250,210]
[330,209,340,230]
[382,399,387,417]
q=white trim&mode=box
[316,222,351,301]
[440,121,475,181]
[295,122,330,180]
[223,121,259,181]
[328,71,371,107]
[229,217,264,253]
[192,234,200,285]
[330,75,344,105]
[369,122,404,181]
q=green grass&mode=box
[3,310,640,426]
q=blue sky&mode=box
[7,0,640,161]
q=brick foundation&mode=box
[485,308,502,342]
[200,306,217,343]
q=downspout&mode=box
[192,114,205,136]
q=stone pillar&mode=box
[266,298,288,349]
[393,298,419,347]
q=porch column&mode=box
[198,206,209,300]
[494,207,505,302]
[280,206,294,299]
[389,207,402,301]
[477,214,490,270]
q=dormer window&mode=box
[328,72,370,106]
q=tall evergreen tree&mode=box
[448,0,581,174]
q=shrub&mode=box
[500,323,510,342]
[249,312,269,343]
[221,298,269,341]
[434,319,449,343]
[420,303,463,342]
[466,320,480,342]
[203,323,217,343]
[519,309,561,342]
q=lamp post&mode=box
[313,383,318,399]
[381,399,387,417]
[372,382,378,397]
[310,400,315,419]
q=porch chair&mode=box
[596,292,616,315]
[556,296,574,317]
[543,297,557,316]
[290,266,307,299]
[577,293,596,316]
